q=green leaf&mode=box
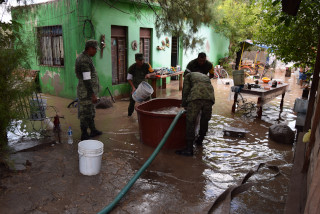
[272,0,280,6]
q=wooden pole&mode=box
[304,36,320,131]
[238,42,246,69]
[302,35,320,172]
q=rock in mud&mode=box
[269,124,295,144]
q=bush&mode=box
[0,21,33,164]
[219,57,233,75]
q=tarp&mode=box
[244,39,271,49]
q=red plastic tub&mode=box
[135,99,186,149]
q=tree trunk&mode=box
[0,125,8,160]
[235,42,244,70]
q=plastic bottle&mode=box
[67,126,73,144]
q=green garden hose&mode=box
[98,110,186,214]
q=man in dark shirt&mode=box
[186,52,214,76]
[127,53,154,116]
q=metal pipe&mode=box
[98,110,186,214]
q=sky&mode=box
[0,0,50,23]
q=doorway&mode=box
[111,26,127,85]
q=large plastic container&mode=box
[135,99,186,149]
[293,98,309,113]
[132,81,154,102]
[78,140,104,176]
[232,70,245,86]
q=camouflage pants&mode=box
[78,99,96,131]
[186,100,213,142]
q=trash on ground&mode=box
[223,126,248,137]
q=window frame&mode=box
[37,25,65,67]
[139,28,152,65]
[111,25,128,85]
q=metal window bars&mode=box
[37,26,64,66]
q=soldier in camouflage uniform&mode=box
[186,52,214,76]
[176,71,215,156]
[75,40,102,140]
[127,53,154,116]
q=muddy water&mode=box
[150,106,185,114]
[202,72,297,213]
[3,70,302,213]
[156,70,298,213]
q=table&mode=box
[150,71,184,98]
[232,83,289,119]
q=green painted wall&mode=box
[91,0,174,96]
[179,25,229,71]
[13,0,92,99]
[13,0,229,99]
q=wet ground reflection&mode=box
[199,72,297,213]
[3,71,301,213]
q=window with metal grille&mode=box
[171,36,179,67]
[139,28,151,64]
[111,26,128,85]
[37,26,64,66]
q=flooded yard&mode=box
[0,70,301,213]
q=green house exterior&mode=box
[13,0,229,99]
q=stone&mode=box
[269,124,295,144]
[95,97,113,109]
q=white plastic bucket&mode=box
[78,140,104,176]
[132,81,154,102]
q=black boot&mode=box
[128,100,135,116]
[175,140,193,156]
[195,135,205,146]
[88,118,102,137]
[80,122,90,141]
[81,130,90,141]
[90,129,102,138]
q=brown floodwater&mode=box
[155,70,298,213]
[4,70,302,214]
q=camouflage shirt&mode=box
[186,59,214,75]
[182,72,215,107]
[75,52,99,102]
[128,63,153,88]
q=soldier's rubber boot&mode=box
[195,135,205,146]
[128,99,135,117]
[90,129,102,138]
[80,122,90,141]
[81,128,90,141]
[88,119,102,138]
[175,140,193,156]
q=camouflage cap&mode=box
[135,53,144,60]
[85,40,99,50]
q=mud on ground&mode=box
[0,71,303,214]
